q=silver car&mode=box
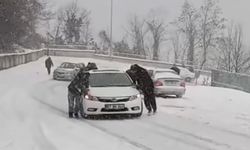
[148,68,178,78]
[153,72,186,98]
[53,62,81,81]
[178,67,195,82]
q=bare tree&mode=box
[46,9,65,45]
[147,18,167,60]
[0,0,44,52]
[198,0,225,70]
[126,15,148,56]
[170,31,188,64]
[174,1,200,70]
[56,1,91,44]
[81,17,92,45]
[114,39,130,53]
[98,30,110,51]
[216,23,250,73]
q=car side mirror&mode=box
[132,83,137,87]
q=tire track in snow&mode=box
[132,118,232,150]
[31,91,152,150]
[31,80,250,150]
[35,97,218,150]
[13,88,58,150]
[31,84,216,150]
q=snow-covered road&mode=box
[1,56,250,150]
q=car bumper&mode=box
[53,74,73,81]
[83,98,142,115]
[155,86,186,96]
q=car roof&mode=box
[153,69,178,74]
[62,62,75,64]
[89,69,124,74]
[154,72,181,79]
[153,68,176,72]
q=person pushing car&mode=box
[67,68,90,118]
[130,64,157,114]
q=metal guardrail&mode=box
[0,49,46,70]
[211,69,250,93]
[0,47,211,85]
[47,48,211,77]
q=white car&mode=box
[82,70,143,118]
[154,72,186,98]
[178,67,195,82]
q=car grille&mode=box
[98,97,130,102]
[54,72,65,75]
[101,108,128,112]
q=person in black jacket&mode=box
[68,68,90,118]
[130,64,157,113]
[126,69,137,84]
[170,65,180,75]
[45,56,54,75]
[86,62,98,71]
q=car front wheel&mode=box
[176,95,183,98]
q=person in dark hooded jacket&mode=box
[170,65,180,75]
[130,64,157,113]
[86,62,98,71]
[68,68,90,118]
[45,56,53,75]
[126,69,137,84]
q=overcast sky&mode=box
[47,0,250,42]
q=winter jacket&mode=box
[131,64,154,95]
[126,69,137,84]
[170,66,180,75]
[45,57,54,68]
[68,72,90,96]
[86,62,98,70]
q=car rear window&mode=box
[60,63,76,69]
[89,73,133,87]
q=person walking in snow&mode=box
[67,68,90,118]
[130,64,157,113]
[45,56,54,75]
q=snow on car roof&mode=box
[89,69,124,74]
[154,72,181,79]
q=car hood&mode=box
[55,68,74,73]
[89,86,139,97]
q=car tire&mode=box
[176,95,183,98]
[137,101,144,117]
[80,109,88,119]
[185,77,192,82]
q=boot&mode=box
[74,113,79,118]
[69,112,73,118]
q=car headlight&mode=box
[129,94,141,101]
[84,94,98,101]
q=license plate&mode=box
[165,81,178,86]
[105,104,125,110]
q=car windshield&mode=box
[89,73,133,87]
[60,63,76,69]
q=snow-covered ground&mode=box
[0,56,250,150]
